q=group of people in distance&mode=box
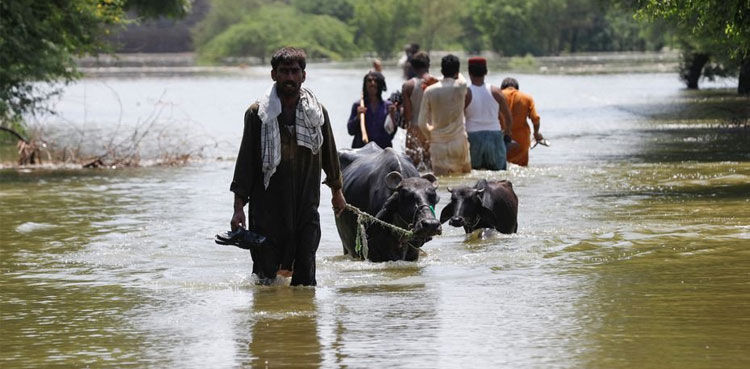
[346,50,544,175]
[229,46,545,286]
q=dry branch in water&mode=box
[7,96,217,168]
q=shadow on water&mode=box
[619,90,749,163]
[554,89,750,368]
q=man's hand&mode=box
[231,209,246,231]
[356,105,367,115]
[231,195,246,231]
[533,131,544,142]
[331,188,347,217]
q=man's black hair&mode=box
[271,47,307,71]
[441,54,460,77]
[468,63,487,77]
[406,43,420,55]
[501,77,519,89]
[362,71,387,102]
[410,51,430,70]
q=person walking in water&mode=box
[464,57,514,170]
[417,54,472,176]
[401,51,433,170]
[229,47,346,286]
[347,71,399,148]
[500,77,544,167]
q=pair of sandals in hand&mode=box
[215,228,272,250]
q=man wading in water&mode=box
[230,47,347,286]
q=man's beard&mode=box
[277,81,300,97]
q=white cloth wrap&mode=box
[258,84,324,189]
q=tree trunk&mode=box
[739,57,750,95]
[683,52,710,89]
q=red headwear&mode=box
[468,57,487,66]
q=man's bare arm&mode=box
[402,80,415,127]
[331,188,346,216]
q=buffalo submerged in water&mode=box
[440,179,518,234]
[335,143,442,262]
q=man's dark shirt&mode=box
[230,102,342,285]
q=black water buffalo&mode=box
[440,179,518,234]
[336,143,441,262]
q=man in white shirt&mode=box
[417,54,472,175]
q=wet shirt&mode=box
[417,75,471,175]
[501,87,540,166]
[347,100,396,149]
[230,103,342,285]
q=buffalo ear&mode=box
[475,178,489,190]
[385,171,403,190]
[439,203,454,224]
[421,173,438,188]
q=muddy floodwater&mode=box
[1,65,749,368]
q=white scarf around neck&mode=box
[258,83,325,189]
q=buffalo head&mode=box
[440,179,495,233]
[380,171,442,239]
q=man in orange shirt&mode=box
[500,78,544,166]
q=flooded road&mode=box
[1,67,749,368]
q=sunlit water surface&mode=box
[1,67,749,368]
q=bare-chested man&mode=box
[401,51,433,170]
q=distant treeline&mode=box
[98,0,750,93]
[112,0,667,60]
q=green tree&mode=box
[409,0,463,52]
[0,0,190,130]
[467,0,536,56]
[350,0,417,59]
[463,0,667,56]
[291,0,355,22]
[197,4,357,63]
[191,0,269,49]
[629,0,750,93]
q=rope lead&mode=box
[345,203,415,258]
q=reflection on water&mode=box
[242,288,321,368]
[1,70,749,368]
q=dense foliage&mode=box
[627,0,750,93]
[197,3,357,63]
[0,0,190,128]
[188,0,748,93]
[193,0,664,61]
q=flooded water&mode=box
[1,66,749,368]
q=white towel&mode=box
[258,83,325,189]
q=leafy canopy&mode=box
[632,0,750,58]
[197,3,357,63]
[0,0,190,127]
